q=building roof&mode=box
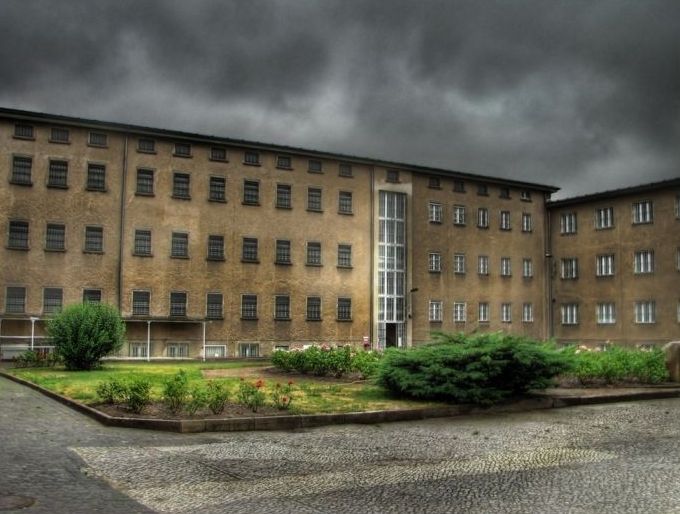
[547,177,680,208]
[0,106,559,193]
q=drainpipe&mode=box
[117,135,129,312]
[369,166,375,350]
[146,321,151,362]
[202,322,207,362]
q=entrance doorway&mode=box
[385,323,398,348]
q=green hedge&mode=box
[271,346,382,378]
[565,346,668,384]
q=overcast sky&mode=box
[1,0,678,197]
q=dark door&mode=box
[385,323,397,348]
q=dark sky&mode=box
[1,0,678,197]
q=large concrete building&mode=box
[0,108,677,358]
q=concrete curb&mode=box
[3,370,680,433]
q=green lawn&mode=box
[7,361,441,414]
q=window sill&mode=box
[276,205,292,210]
[453,223,466,227]
[338,211,353,216]
[6,246,29,251]
[209,198,227,203]
[243,162,261,167]
[336,318,353,322]
[206,257,225,262]
[429,221,442,225]
[275,261,292,266]
[307,209,323,213]
[137,149,157,154]
[171,195,191,201]
[83,250,104,255]
[209,157,228,163]
[170,255,189,260]
[520,198,532,203]
[632,221,653,226]
[86,187,108,193]
[172,153,193,159]
[428,186,442,190]
[133,253,153,258]
[274,317,292,321]
[337,265,353,269]
[595,226,614,231]
[276,166,293,171]
[240,317,259,321]
[169,314,188,319]
[521,230,533,234]
[87,143,108,149]
[308,170,324,174]
[46,184,69,190]
[44,248,66,253]
[477,192,489,197]
[9,181,33,187]
[242,202,261,207]
[477,225,489,229]
[306,318,322,322]
[206,316,224,320]
[500,228,512,231]
[13,135,35,141]
[339,174,354,179]
[306,263,323,267]
[241,259,260,264]
[135,192,155,197]
[429,270,441,274]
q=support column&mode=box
[30,317,37,351]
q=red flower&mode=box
[255,379,264,388]
[287,380,294,386]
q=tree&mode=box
[47,303,125,370]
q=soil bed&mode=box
[94,401,292,420]
[203,366,368,384]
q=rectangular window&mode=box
[478,255,489,275]
[632,200,653,224]
[306,296,322,320]
[338,244,352,267]
[560,212,577,234]
[308,159,323,173]
[130,343,148,358]
[386,169,400,183]
[339,191,353,214]
[83,289,101,304]
[136,168,154,195]
[134,230,152,256]
[43,288,63,314]
[453,180,465,193]
[275,239,291,264]
[50,127,70,143]
[84,226,103,253]
[339,163,353,177]
[86,163,106,191]
[523,258,533,278]
[275,295,290,320]
[522,213,532,232]
[206,293,223,319]
[428,202,442,223]
[5,287,26,314]
[499,187,511,199]
[14,124,34,139]
[307,241,322,265]
[45,223,65,251]
[477,184,488,196]
[561,258,579,279]
[243,180,260,205]
[276,184,292,209]
[11,156,32,185]
[239,343,260,357]
[500,210,511,230]
[595,207,614,229]
[167,343,189,358]
[244,151,260,165]
[172,173,190,199]
[453,253,466,274]
[429,300,443,322]
[561,303,579,325]
[169,292,187,317]
[634,301,656,324]
[132,291,150,316]
[207,235,225,260]
[520,191,532,201]
[501,257,512,277]
[88,132,108,147]
[242,237,259,262]
[477,207,489,228]
[453,302,467,322]
[501,303,512,323]
[428,177,441,189]
[171,232,189,258]
[47,160,68,188]
[8,220,29,249]
[210,147,227,161]
[453,205,466,225]
[597,302,616,324]
[479,302,490,322]
[307,187,322,211]
[209,176,226,202]
[337,297,352,321]
[596,254,615,276]
[174,143,191,157]
[429,252,442,272]
[138,138,155,153]
[241,295,258,319]
[276,155,292,169]
[522,303,534,322]
[634,250,654,274]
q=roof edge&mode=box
[547,177,680,208]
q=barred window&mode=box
[632,200,653,224]
[275,295,290,320]
[500,210,511,230]
[501,303,512,323]
[88,132,108,146]
[43,288,63,314]
[242,237,259,262]
[338,244,352,267]
[5,287,26,314]
[479,302,490,322]
[172,173,190,199]
[244,151,260,165]
[171,232,189,258]
[45,223,65,251]
[477,208,489,228]
[307,296,322,320]
[277,155,292,169]
[47,160,68,188]
[15,124,34,139]
[84,226,103,253]
[138,138,155,153]
[501,257,512,276]
[206,293,223,319]
[560,212,577,234]
[523,258,533,278]
[561,303,579,325]
[453,253,466,274]
[275,239,291,264]
[8,221,29,249]
[478,255,489,275]
[561,258,579,279]
[87,163,106,191]
[207,235,224,260]
[132,291,150,316]
[239,343,260,357]
[307,242,322,265]
[209,176,226,202]
[11,156,32,185]
[453,205,466,225]
[210,147,227,161]
[634,250,654,274]
[595,207,614,229]
[597,302,616,324]
[50,127,70,143]
[307,187,322,211]
[428,202,442,223]
[241,295,258,319]
[339,191,353,214]
[136,169,154,195]
[308,159,323,173]
[597,254,615,276]
[339,163,353,177]
[522,213,533,232]
[276,184,292,209]
[174,143,191,157]
[337,297,352,320]
[522,303,534,322]
[83,289,102,304]
[170,292,187,317]
[429,252,441,272]
[134,230,152,256]
[429,300,442,322]
[243,180,260,204]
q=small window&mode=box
[308,159,323,173]
[337,244,352,267]
[453,253,466,274]
[5,287,26,314]
[83,289,102,304]
[429,252,442,273]
[453,180,465,193]
[47,160,68,188]
[596,254,615,276]
[429,300,443,322]
[306,296,322,321]
[209,176,226,202]
[11,156,33,185]
[478,302,490,322]
[522,303,534,322]
[43,288,63,314]
[275,295,291,320]
[560,212,577,235]
[307,187,323,211]
[477,208,489,228]
[50,128,70,143]
[478,255,489,275]
[172,173,190,199]
[173,142,191,157]
[206,293,223,319]
[501,257,512,277]
[501,303,512,323]
[8,220,29,249]
[45,223,65,251]
[241,295,258,320]
[453,205,466,226]
[276,184,292,209]
[14,124,34,139]
[88,132,108,147]
[169,292,187,317]
[167,343,189,358]
[597,303,616,324]
[239,342,260,357]
[243,180,260,205]
[428,202,442,223]
[207,235,225,261]
[634,250,654,274]
[276,155,292,169]
[523,258,533,278]
[499,187,511,199]
[133,229,152,256]
[132,291,150,316]
[338,191,353,214]
[136,169,154,195]
[84,226,103,253]
[242,237,259,262]
[595,207,614,229]
[171,232,189,258]
[428,177,441,189]
[500,210,511,230]
[86,163,106,191]
[561,304,579,325]
[386,169,400,183]
[210,146,227,161]
[275,239,291,264]
[477,184,488,196]
[520,191,532,201]
[244,151,260,165]
[137,138,156,153]
[307,241,322,266]
[339,163,353,177]
[561,258,579,279]
[521,213,533,232]
[453,302,467,322]
[337,297,352,321]
[632,200,653,224]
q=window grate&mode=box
[134,230,152,256]
[136,169,154,195]
[48,160,68,188]
[5,287,26,314]
[242,238,258,262]
[87,164,106,191]
[132,291,150,316]
[8,221,29,249]
[43,288,63,314]
[172,173,190,198]
[243,180,259,204]
[84,226,103,252]
[11,156,32,185]
[45,224,65,251]
[306,296,321,320]
[207,235,224,260]
[170,292,187,316]
[209,177,226,201]
[206,293,223,318]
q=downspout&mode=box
[117,134,129,312]
[369,166,375,349]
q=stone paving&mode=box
[3,375,680,513]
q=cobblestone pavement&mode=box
[3,376,680,514]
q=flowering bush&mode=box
[271,381,295,410]
[564,345,668,384]
[206,380,230,415]
[237,379,266,412]
[272,345,382,378]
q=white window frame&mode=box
[478,255,489,275]
[501,303,512,323]
[500,210,511,230]
[596,254,615,277]
[521,213,532,232]
[561,304,579,325]
[453,205,466,225]
[595,207,614,229]
[429,202,442,223]
[428,252,442,272]
[632,200,653,224]
[522,258,533,278]
[634,250,654,274]
[596,303,616,324]
[453,253,466,274]
[522,303,533,323]
[429,300,443,322]
[453,302,467,323]
[477,208,489,228]
[561,258,579,279]
[560,212,577,234]
[634,301,656,324]
[478,302,489,323]
[501,257,511,277]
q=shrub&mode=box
[377,332,572,406]
[47,303,125,371]
[351,350,382,379]
[237,379,266,412]
[14,350,39,368]
[123,379,152,414]
[186,385,209,416]
[96,378,127,404]
[271,381,295,410]
[565,346,668,384]
[206,380,230,415]
[271,346,381,378]
[162,370,190,414]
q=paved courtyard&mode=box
[2,375,680,513]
